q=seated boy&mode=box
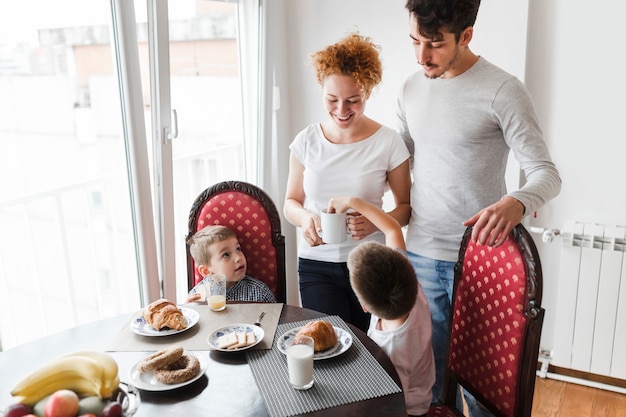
[187,225,276,303]
[327,197,435,417]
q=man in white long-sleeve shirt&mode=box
[397,1,562,416]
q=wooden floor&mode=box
[531,377,626,417]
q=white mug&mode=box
[320,209,348,244]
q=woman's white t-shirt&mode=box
[289,123,409,262]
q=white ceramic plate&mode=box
[129,307,200,336]
[207,323,265,352]
[128,353,207,391]
[277,326,353,360]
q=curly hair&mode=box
[310,32,382,97]
[405,0,481,41]
[348,241,418,320]
[187,225,238,266]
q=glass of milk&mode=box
[285,335,314,389]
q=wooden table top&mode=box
[0,304,406,416]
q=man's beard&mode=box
[422,45,462,79]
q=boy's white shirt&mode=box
[367,284,435,415]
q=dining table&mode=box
[0,302,406,417]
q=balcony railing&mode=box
[0,144,244,351]
[0,174,143,351]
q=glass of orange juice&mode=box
[205,273,226,311]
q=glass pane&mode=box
[0,1,142,349]
[149,0,248,298]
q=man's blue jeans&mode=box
[406,251,454,405]
[407,251,493,417]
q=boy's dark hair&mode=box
[347,241,418,320]
[405,0,481,41]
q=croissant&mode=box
[143,299,188,331]
[296,320,338,352]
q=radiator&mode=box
[548,221,626,384]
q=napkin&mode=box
[106,303,283,352]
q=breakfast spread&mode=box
[137,346,200,384]
[142,298,188,331]
[295,320,338,352]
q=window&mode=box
[0,0,260,350]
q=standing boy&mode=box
[328,196,435,417]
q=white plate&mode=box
[207,323,265,352]
[130,307,199,336]
[128,353,207,391]
[277,326,353,360]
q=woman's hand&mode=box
[301,212,323,247]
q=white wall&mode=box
[271,0,626,359]
[279,0,528,135]
[525,0,626,354]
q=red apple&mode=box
[3,403,34,417]
[43,390,79,417]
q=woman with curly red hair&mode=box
[283,33,411,332]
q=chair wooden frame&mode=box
[185,180,287,303]
[433,224,544,417]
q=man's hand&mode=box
[462,197,525,247]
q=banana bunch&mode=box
[10,350,120,406]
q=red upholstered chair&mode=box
[428,224,544,417]
[186,181,286,303]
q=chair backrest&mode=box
[439,224,544,417]
[186,180,287,303]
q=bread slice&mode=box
[218,332,238,349]
[228,332,246,349]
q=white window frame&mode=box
[115,0,265,303]
[111,0,161,304]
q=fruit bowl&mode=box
[117,382,140,416]
[1,383,139,417]
[4,350,138,417]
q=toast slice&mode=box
[218,332,238,349]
